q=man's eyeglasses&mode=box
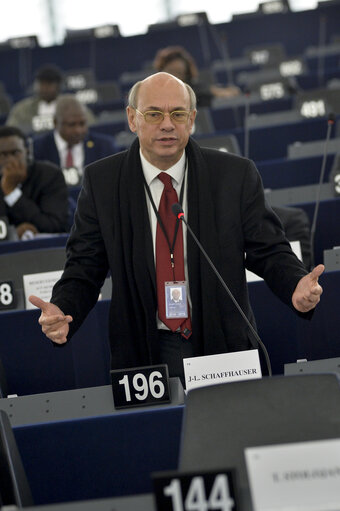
[135,109,191,124]
[0,149,24,159]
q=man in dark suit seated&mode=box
[29,73,324,383]
[0,126,68,239]
[33,95,117,187]
[6,65,63,135]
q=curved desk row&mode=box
[0,270,339,396]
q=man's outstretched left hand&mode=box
[292,264,324,313]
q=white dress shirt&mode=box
[54,131,85,174]
[140,149,191,330]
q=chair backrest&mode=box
[179,374,340,507]
[194,133,241,155]
[0,358,8,398]
[0,410,34,507]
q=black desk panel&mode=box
[0,303,111,396]
[257,154,335,190]
[14,406,183,505]
[248,270,340,374]
[0,269,339,397]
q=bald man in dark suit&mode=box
[30,73,324,381]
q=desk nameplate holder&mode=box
[0,378,184,427]
[0,247,66,312]
[323,247,340,271]
[17,493,156,511]
[284,356,340,376]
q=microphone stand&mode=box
[310,114,335,268]
[175,206,272,377]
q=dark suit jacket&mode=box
[51,138,308,370]
[0,160,69,233]
[32,130,117,169]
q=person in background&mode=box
[33,94,117,187]
[6,65,96,136]
[153,46,240,106]
[0,126,68,239]
[6,65,63,135]
[29,73,323,384]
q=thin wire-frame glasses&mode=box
[135,109,191,124]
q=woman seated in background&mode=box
[153,45,240,106]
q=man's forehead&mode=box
[60,111,87,123]
[138,77,189,105]
[0,136,25,149]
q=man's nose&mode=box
[1,154,16,164]
[159,113,175,128]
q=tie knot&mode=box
[158,172,173,190]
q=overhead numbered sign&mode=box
[111,364,171,409]
[0,281,16,310]
[0,216,9,241]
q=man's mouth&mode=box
[157,137,177,142]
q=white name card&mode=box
[245,438,340,511]
[23,270,63,310]
[183,349,262,392]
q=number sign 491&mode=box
[110,364,171,409]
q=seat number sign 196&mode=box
[110,364,171,408]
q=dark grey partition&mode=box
[0,247,66,311]
[0,378,185,426]
[285,357,340,376]
[16,494,155,511]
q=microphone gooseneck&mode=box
[310,113,335,268]
[172,203,272,377]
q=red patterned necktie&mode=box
[156,172,192,339]
[66,146,74,167]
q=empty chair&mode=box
[180,374,340,509]
[0,357,8,398]
[194,133,241,155]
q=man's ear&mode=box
[126,106,137,133]
[26,136,34,165]
[189,109,197,134]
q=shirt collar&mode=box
[140,149,186,187]
[54,130,69,152]
[54,130,83,152]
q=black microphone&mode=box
[310,112,335,268]
[172,203,272,377]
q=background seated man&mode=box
[6,65,96,136]
[6,65,63,135]
[33,94,117,187]
[0,126,69,239]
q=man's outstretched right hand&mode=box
[29,295,73,344]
